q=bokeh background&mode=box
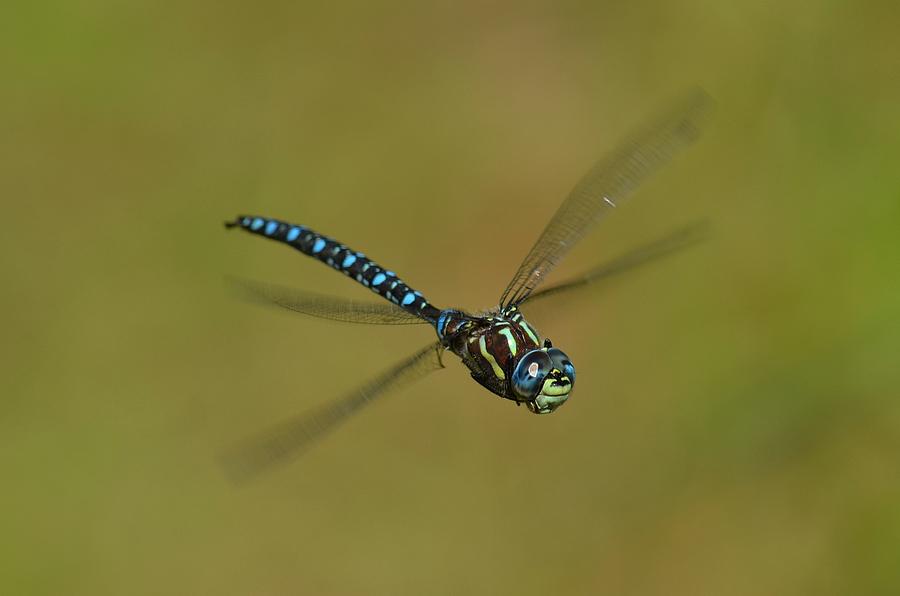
[3,1,899,594]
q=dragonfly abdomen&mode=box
[227,215,441,322]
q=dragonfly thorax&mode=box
[436,307,575,414]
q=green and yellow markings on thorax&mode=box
[468,308,544,385]
[498,327,517,357]
[507,307,540,346]
[478,335,506,380]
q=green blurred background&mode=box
[3,1,899,594]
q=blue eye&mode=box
[511,350,553,400]
[548,348,576,385]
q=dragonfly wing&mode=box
[221,341,445,483]
[499,90,712,308]
[523,220,709,306]
[228,277,427,325]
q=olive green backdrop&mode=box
[3,1,898,594]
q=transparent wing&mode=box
[228,277,427,325]
[221,342,444,483]
[523,220,709,306]
[499,90,713,308]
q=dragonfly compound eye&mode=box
[547,347,576,386]
[527,347,575,414]
[511,350,553,402]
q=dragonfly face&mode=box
[512,345,576,414]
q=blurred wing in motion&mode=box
[499,90,713,308]
[228,277,427,325]
[523,220,709,306]
[221,342,445,483]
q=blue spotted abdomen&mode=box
[227,215,442,323]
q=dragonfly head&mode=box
[510,342,575,414]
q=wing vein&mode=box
[499,90,713,308]
[221,342,444,483]
[228,277,427,325]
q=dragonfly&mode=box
[222,90,711,481]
